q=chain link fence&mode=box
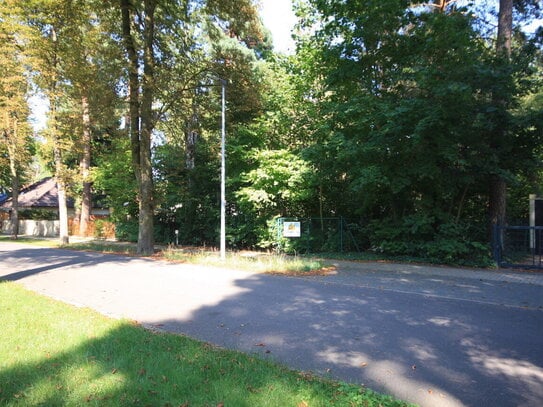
[275,217,366,254]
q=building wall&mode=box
[1,220,60,237]
[1,217,115,239]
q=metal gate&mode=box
[494,225,543,269]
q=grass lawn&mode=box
[0,236,331,275]
[0,236,59,247]
[0,282,413,407]
[159,246,330,275]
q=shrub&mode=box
[369,215,491,266]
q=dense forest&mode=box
[1,0,542,265]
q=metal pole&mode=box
[530,194,536,251]
[220,79,226,260]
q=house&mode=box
[0,177,111,237]
[0,177,73,212]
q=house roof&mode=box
[0,177,74,210]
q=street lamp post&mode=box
[195,79,227,259]
[220,79,226,260]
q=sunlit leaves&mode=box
[236,149,314,216]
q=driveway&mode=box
[1,241,542,407]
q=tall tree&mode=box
[49,25,70,244]
[0,2,34,239]
[489,0,513,230]
[59,0,121,236]
[117,0,263,254]
[288,0,542,262]
[8,0,77,244]
[119,0,157,255]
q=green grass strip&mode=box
[0,282,413,406]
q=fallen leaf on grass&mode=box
[247,385,260,393]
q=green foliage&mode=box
[2,0,542,265]
[234,150,316,249]
[18,209,58,221]
[368,216,492,266]
[237,149,314,215]
[114,220,138,243]
[288,0,543,264]
[0,4,35,193]
[93,137,137,225]
[152,137,221,246]
[92,218,108,239]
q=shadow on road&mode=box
[152,273,543,407]
[0,246,145,282]
[2,242,543,407]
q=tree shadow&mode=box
[0,315,355,407]
[150,273,543,407]
[305,262,543,309]
[2,243,542,406]
[0,246,146,282]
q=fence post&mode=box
[492,224,502,267]
[306,219,311,253]
[276,217,283,253]
[339,217,343,252]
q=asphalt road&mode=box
[1,241,542,407]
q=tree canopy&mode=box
[0,0,541,265]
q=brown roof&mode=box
[0,177,74,209]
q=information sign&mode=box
[283,221,301,237]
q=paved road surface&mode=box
[1,241,542,407]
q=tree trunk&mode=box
[50,25,69,245]
[489,0,512,230]
[186,104,198,170]
[6,118,19,239]
[9,158,19,240]
[120,0,156,255]
[120,0,141,183]
[56,176,70,245]
[54,130,70,245]
[489,176,507,227]
[497,0,513,57]
[137,0,157,255]
[79,93,92,236]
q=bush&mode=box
[90,218,116,239]
[369,215,491,266]
[115,220,138,242]
[19,209,58,220]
